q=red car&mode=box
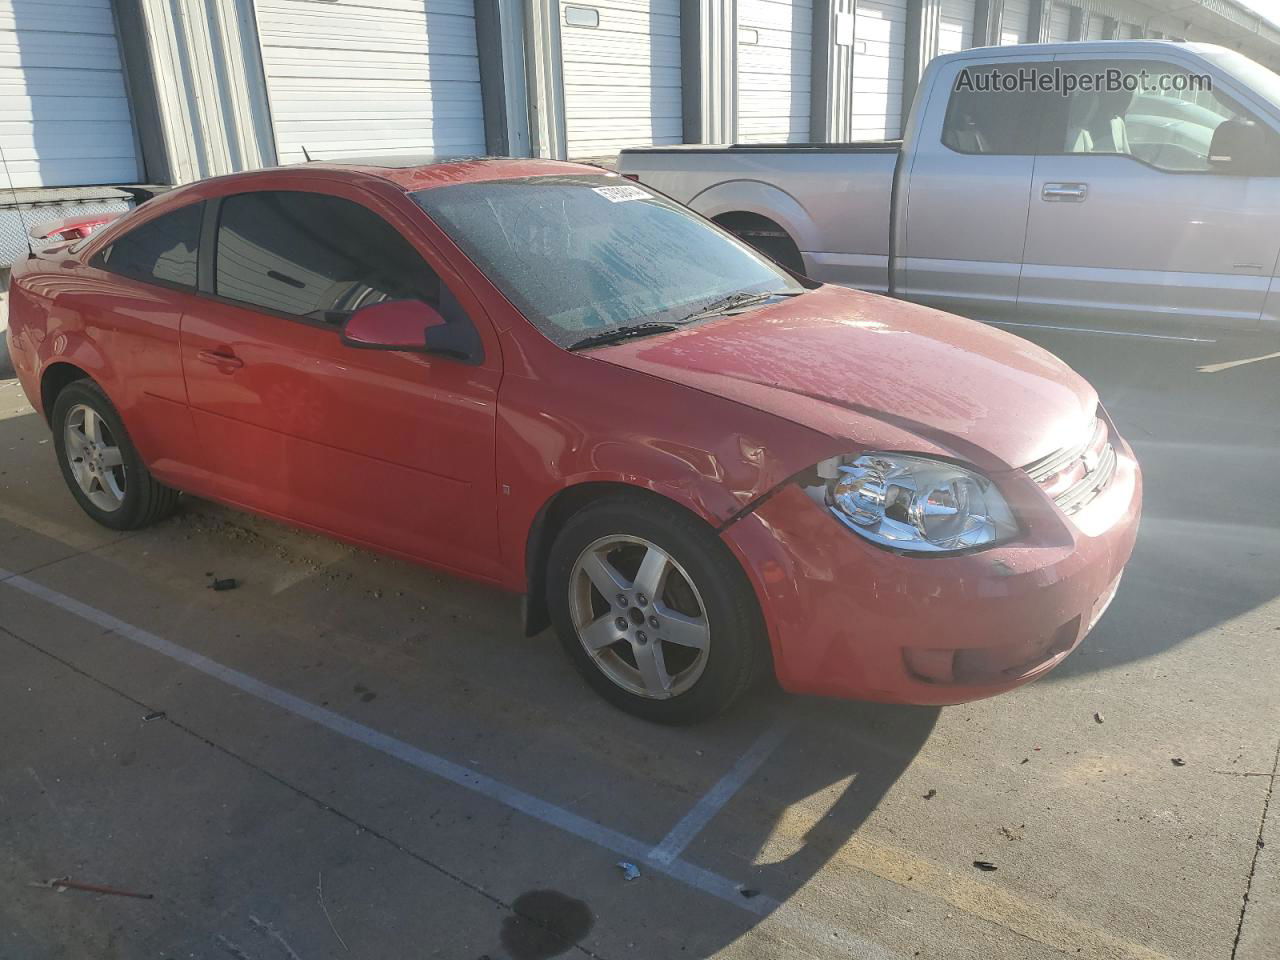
[6,158,1141,723]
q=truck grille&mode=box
[1024,415,1116,516]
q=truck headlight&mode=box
[823,453,1017,553]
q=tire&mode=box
[546,495,769,723]
[51,379,179,531]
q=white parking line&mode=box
[649,724,790,865]
[1197,350,1280,373]
[0,566,897,959]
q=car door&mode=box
[1019,54,1280,334]
[179,182,503,581]
[897,55,1054,320]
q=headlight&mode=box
[821,453,1017,553]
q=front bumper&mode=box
[721,440,1142,705]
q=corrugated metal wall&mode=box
[254,0,486,163]
[140,0,275,182]
[737,0,813,142]
[851,0,907,139]
[1001,0,1031,44]
[938,0,976,55]
[1048,2,1073,41]
[561,0,683,158]
[1086,14,1108,40]
[0,0,139,188]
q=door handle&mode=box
[196,348,244,371]
[1042,182,1088,202]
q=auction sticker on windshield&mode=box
[593,184,649,203]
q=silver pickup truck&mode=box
[618,41,1280,338]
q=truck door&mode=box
[896,56,1054,320]
[1019,54,1280,335]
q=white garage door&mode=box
[0,0,139,188]
[937,0,976,56]
[254,0,485,164]
[1000,0,1030,44]
[852,0,907,140]
[1047,3,1072,42]
[1085,14,1107,41]
[561,0,682,159]
[737,0,812,143]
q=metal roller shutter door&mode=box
[561,0,682,159]
[1085,15,1107,40]
[852,0,907,139]
[1047,3,1072,42]
[938,0,976,56]
[737,0,812,143]
[253,0,485,164]
[1000,0,1030,44]
[0,0,139,187]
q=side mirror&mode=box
[1208,119,1270,176]
[342,300,444,351]
[340,301,483,363]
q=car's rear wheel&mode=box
[52,379,179,530]
[546,496,768,723]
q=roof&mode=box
[297,155,605,191]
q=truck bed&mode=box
[617,142,901,292]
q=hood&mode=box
[592,285,1098,471]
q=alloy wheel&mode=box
[64,404,126,512]
[569,535,711,699]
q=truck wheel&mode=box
[52,379,179,530]
[714,212,806,275]
[546,495,769,724]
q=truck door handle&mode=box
[1042,182,1088,202]
[196,348,244,371]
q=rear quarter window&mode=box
[93,203,202,290]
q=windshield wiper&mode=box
[567,322,681,351]
[677,289,803,324]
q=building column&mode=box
[523,0,567,158]
[477,0,532,156]
[1102,16,1119,39]
[681,0,736,144]
[974,0,1005,46]
[811,0,857,143]
[1068,5,1085,41]
[903,0,941,130]
[1028,0,1050,43]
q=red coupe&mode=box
[6,158,1141,722]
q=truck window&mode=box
[941,63,1054,155]
[1044,60,1280,174]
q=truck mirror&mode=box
[1208,119,1270,176]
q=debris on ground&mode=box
[28,876,153,899]
[1171,757,1187,766]
[209,577,238,592]
[1020,758,1029,764]
[142,711,165,722]
[1094,712,1105,724]
[616,861,641,882]
[999,825,1025,842]
[738,887,759,899]
[972,861,998,872]
[922,789,937,800]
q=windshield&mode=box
[413,175,804,348]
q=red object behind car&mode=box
[5,157,1140,722]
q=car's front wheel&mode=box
[546,496,769,723]
[52,379,179,530]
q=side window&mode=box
[215,190,447,322]
[1049,60,1280,173]
[942,63,1055,155]
[94,203,201,289]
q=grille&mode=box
[1024,415,1117,516]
